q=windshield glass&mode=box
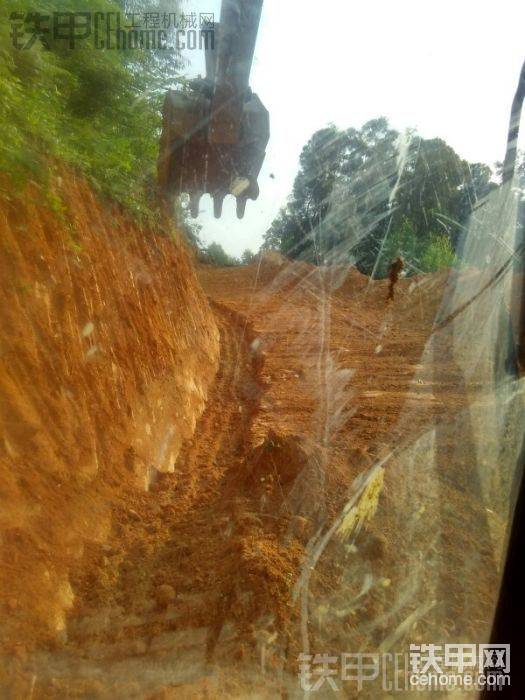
[1,1,524,697]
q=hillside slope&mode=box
[1,243,522,698]
[0,170,219,650]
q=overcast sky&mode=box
[181,0,525,257]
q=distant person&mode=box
[387,256,404,300]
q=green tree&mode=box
[264,118,494,277]
[262,125,349,261]
[419,234,457,273]
[374,219,456,277]
[206,242,239,267]
[241,249,255,264]
[374,218,421,278]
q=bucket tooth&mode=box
[213,194,225,218]
[236,196,247,219]
[157,1,269,219]
[190,193,201,218]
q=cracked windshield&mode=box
[1,0,525,697]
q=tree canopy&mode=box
[205,242,239,267]
[240,249,255,264]
[263,118,497,277]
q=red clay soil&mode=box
[1,214,513,698]
[0,172,219,654]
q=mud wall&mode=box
[0,171,219,646]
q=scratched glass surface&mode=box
[0,1,524,698]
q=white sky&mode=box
[181,0,525,257]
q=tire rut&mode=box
[5,303,265,697]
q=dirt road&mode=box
[3,254,515,698]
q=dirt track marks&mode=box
[174,301,261,500]
[2,302,266,696]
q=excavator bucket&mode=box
[157,0,270,219]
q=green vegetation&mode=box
[0,0,183,223]
[419,233,457,274]
[205,242,240,267]
[263,118,497,277]
[373,218,457,278]
[240,249,255,264]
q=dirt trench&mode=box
[2,244,517,699]
[2,301,307,698]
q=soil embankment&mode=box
[1,221,517,698]
[0,172,219,652]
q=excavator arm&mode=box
[157,0,270,219]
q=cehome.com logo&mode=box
[297,644,510,692]
[9,11,216,51]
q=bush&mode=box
[206,242,239,266]
[373,218,456,277]
[241,249,255,264]
[419,234,456,272]
[0,0,183,225]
